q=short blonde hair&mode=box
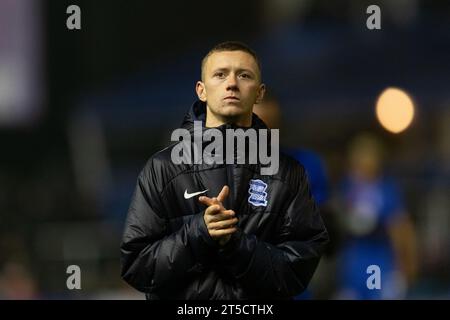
[201,41,262,81]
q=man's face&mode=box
[196,50,265,126]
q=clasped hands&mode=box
[199,186,238,246]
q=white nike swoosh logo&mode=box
[184,189,208,199]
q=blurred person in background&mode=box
[253,92,341,299]
[0,235,39,300]
[333,133,418,299]
[0,261,39,300]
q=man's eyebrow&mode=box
[236,68,255,74]
[211,67,229,73]
[211,67,256,74]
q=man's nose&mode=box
[226,75,238,91]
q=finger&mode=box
[210,196,226,211]
[198,196,215,207]
[209,227,237,238]
[199,196,226,211]
[208,210,235,223]
[208,218,238,230]
[217,185,229,203]
[204,204,222,216]
[222,209,235,216]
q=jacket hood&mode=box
[181,100,268,132]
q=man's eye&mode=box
[240,73,251,79]
[214,72,225,78]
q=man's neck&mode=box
[205,110,252,128]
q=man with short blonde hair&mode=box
[121,41,329,299]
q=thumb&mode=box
[217,185,229,203]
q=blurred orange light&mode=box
[375,87,415,133]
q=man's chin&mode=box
[220,103,245,114]
[208,103,252,124]
[220,109,245,119]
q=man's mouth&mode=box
[224,96,240,101]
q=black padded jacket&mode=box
[120,100,329,299]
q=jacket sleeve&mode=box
[120,159,217,297]
[218,163,329,298]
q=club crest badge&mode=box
[248,179,268,207]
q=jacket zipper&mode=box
[226,163,234,210]
[225,124,235,211]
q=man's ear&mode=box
[255,83,266,104]
[196,81,207,102]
